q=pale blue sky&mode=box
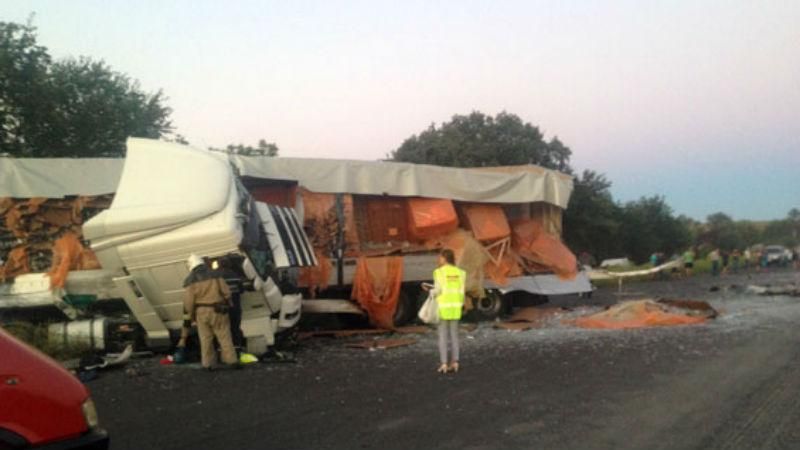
[3,1,798,221]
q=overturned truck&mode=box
[1,139,316,353]
[0,138,590,351]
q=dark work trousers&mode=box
[230,293,244,352]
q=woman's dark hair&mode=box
[441,249,455,264]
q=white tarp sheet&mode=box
[2,140,574,208]
[232,156,573,208]
[0,157,123,197]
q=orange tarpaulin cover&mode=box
[249,184,297,207]
[573,300,707,329]
[351,256,404,329]
[484,252,524,286]
[298,250,332,298]
[462,204,510,242]
[407,198,458,241]
[511,219,577,280]
[0,197,14,215]
[48,233,101,288]
[301,188,359,253]
[0,246,30,281]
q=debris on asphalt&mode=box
[393,325,431,334]
[261,350,297,364]
[124,367,146,378]
[64,344,134,375]
[746,284,800,297]
[460,323,478,332]
[495,307,568,331]
[298,329,390,340]
[345,338,417,350]
[495,322,534,332]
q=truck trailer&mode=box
[1,138,591,351]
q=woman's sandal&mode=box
[448,362,459,373]
[437,364,449,374]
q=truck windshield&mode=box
[240,198,275,280]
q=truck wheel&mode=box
[473,290,504,320]
[392,285,418,326]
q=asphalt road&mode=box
[90,268,800,450]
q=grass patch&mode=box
[4,321,91,361]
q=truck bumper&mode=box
[278,293,302,329]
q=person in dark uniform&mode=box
[213,257,245,355]
[184,254,237,369]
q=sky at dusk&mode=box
[2,0,798,221]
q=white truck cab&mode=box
[83,139,316,354]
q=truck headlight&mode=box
[82,398,100,429]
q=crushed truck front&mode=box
[83,138,315,353]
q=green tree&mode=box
[0,20,172,157]
[761,210,799,247]
[788,208,800,244]
[164,134,189,145]
[1,20,52,153]
[677,215,703,246]
[562,170,622,260]
[734,221,761,249]
[619,196,690,264]
[389,111,572,171]
[702,212,741,250]
[210,139,279,156]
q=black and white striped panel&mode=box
[255,202,317,268]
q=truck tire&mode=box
[392,285,419,326]
[473,290,504,320]
[0,428,29,450]
[504,291,549,308]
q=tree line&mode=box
[2,20,796,263]
[390,110,799,263]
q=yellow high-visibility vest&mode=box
[434,264,466,320]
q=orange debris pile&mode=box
[573,300,710,329]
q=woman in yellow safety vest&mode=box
[424,249,467,374]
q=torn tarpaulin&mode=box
[0,195,112,283]
[351,256,404,329]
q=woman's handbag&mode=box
[418,291,439,324]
